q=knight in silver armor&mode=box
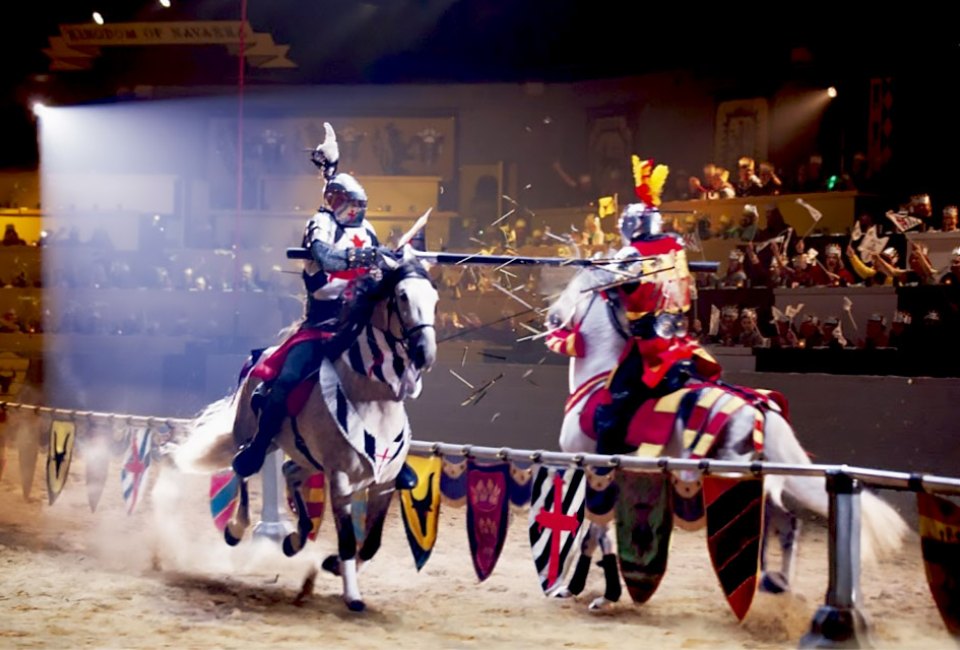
[234,123,397,478]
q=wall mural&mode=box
[714,99,769,172]
[208,116,456,209]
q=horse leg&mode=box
[281,460,314,557]
[326,472,365,611]
[556,522,601,598]
[760,499,800,593]
[356,483,394,566]
[589,524,622,610]
[224,478,251,546]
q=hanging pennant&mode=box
[508,461,534,508]
[671,475,705,531]
[120,426,153,515]
[440,455,467,507]
[466,460,511,581]
[616,471,673,604]
[18,418,40,501]
[528,466,587,596]
[917,492,960,636]
[584,466,619,526]
[210,469,241,533]
[84,425,112,513]
[703,475,764,621]
[46,420,75,505]
[399,454,442,570]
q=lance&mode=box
[286,248,719,273]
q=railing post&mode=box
[800,469,871,648]
[252,449,292,542]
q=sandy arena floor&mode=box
[0,435,953,650]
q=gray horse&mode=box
[175,250,439,611]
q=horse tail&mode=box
[173,389,243,474]
[763,410,910,565]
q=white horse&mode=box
[174,251,439,611]
[546,263,909,609]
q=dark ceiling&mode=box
[3,1,959,167]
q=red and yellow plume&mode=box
[632,155,669,207]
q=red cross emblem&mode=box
[351,234,366,248]
[534,472,580,588]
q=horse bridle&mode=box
[385,270,436,350]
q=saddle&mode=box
[247,328,335,417]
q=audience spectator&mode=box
[937,205,958,232]
[709,167,736,199]
[737,308,768,347]
[939,247,960,285]
[820,243,855,286]
[770,311,800,348]
[908,193,934,231]
[3,224,26,246]
[858,314,889,349]
[735,157,763,197]
[758,161,783,196]
[872,241,937,286]
[732,204,759,242]
[712,305,741,346]
[847,243,894,286]
[719,249,748,288]
[887,311,913,350]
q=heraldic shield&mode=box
[399,454,442,571]
[528,466,587,595]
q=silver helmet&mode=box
[618,202,662,244]
[323,173,368,227]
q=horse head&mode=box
[385,247,439,372]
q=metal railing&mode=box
[3,400,957,648]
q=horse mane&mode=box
[327,261,433,355]
[550,264,617,324]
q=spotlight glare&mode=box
[92,11,104,25]
[827,86,838,99]
[31,101,47,117]
[159,0,171,6]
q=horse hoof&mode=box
[760,571,790,594]
[551,587,574,599]
[224,527,242,547]
[588,596,614,611]
[346,599,365,612]
[322,554,341,576]
[282,534,303,557]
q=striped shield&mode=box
[120,427,153,515]
[286,471,327,541]
[466,460,511,581]
[917,492,960,636]
[528,466,587,595]
[399,455,442,570]
[703,475,764,621]
[209,469,241,533]
[46,420,75,506]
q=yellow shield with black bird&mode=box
[46,420,75,505]
[399,455,442,570]
[917,492,960,636]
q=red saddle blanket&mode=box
[249,328,334,417]
[576,380,787,457]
